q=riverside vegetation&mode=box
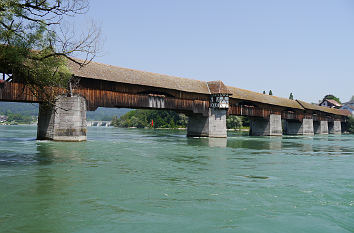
[112,109,247,130]
[112,109,354,133]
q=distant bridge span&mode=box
[0,59,350,141]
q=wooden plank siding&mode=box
[0,81,349,122]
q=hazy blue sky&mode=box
[79,0,354,103]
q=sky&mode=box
[76,0,354,103]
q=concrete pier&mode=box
[328,121,341,134]
[249,114,282,136]
[37,95,87,141]
[285,118,314,135]
[313,121,328,134]
[187,108,227,138]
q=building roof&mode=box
[342,105,354,111]
[343,100,354,105]
[297,100,350,116]
[68,59,350,115]
[227,86,304,110]
[320,99,342,107]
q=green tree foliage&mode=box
[269,90,273,95]
[347,116,354,134]
[289,93,294,100]
[0,102,38,116]
[262,91,266,94]
[5,112,33,124]
[226,115,242,129]
[0,0,99,104]
[323,94,341,104]
[113,109,246,130]
[240,116,249,127]
[112,110,188,129]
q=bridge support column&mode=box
[284,118,314,135]
[314,121,328,134]
[328,121,341,134]
[249,114,282,136]
[187,108,227,138]
[37,95,87,141]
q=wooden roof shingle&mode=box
[67,59,349,116]
[68,60,211,94]
[297,100,351,116]
[227,86,304,110]
[207,81,231,94]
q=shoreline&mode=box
[122,127,249,131]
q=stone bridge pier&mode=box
[187,108,227,138]
[187,82,231,138]
[284,118,314,135]
[37,95,87,141]
[328,121,341,134]
[249,114,282,136]
[313,121,329,134]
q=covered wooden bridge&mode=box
[0,59,350,141]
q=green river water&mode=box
[0,125,353,233]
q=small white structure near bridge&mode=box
[87,121,112,127]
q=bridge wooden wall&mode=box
[0,81,346,122]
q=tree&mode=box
[0,0,101,104]
[262,91,266,94]
[289,93,294,100]
[226,115,242,130]
[351,96,354,102]
[113,110,188,129]
[269,90,273,95]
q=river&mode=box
[0,125,353,233]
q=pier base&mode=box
[314,121,328,134]
[187,108,227,138]
[249,114,282,136]
[285,118,314,135]
[328,121,341,134]
[37,95,87,141]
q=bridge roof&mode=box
[227,86,304,110]
[68,59,350,116]
[207,81,232,94]
[296,100,351,116]
[68,60,211,94]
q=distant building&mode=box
[343,99,354,106]
[0,115,7,123]
[341,105,354,116]
[341,99,354,116]
[319,99,342,108]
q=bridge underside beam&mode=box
[37,95,87,141]
[249,114,282,136]
[187,108,227,138]
[284,118,314,135]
